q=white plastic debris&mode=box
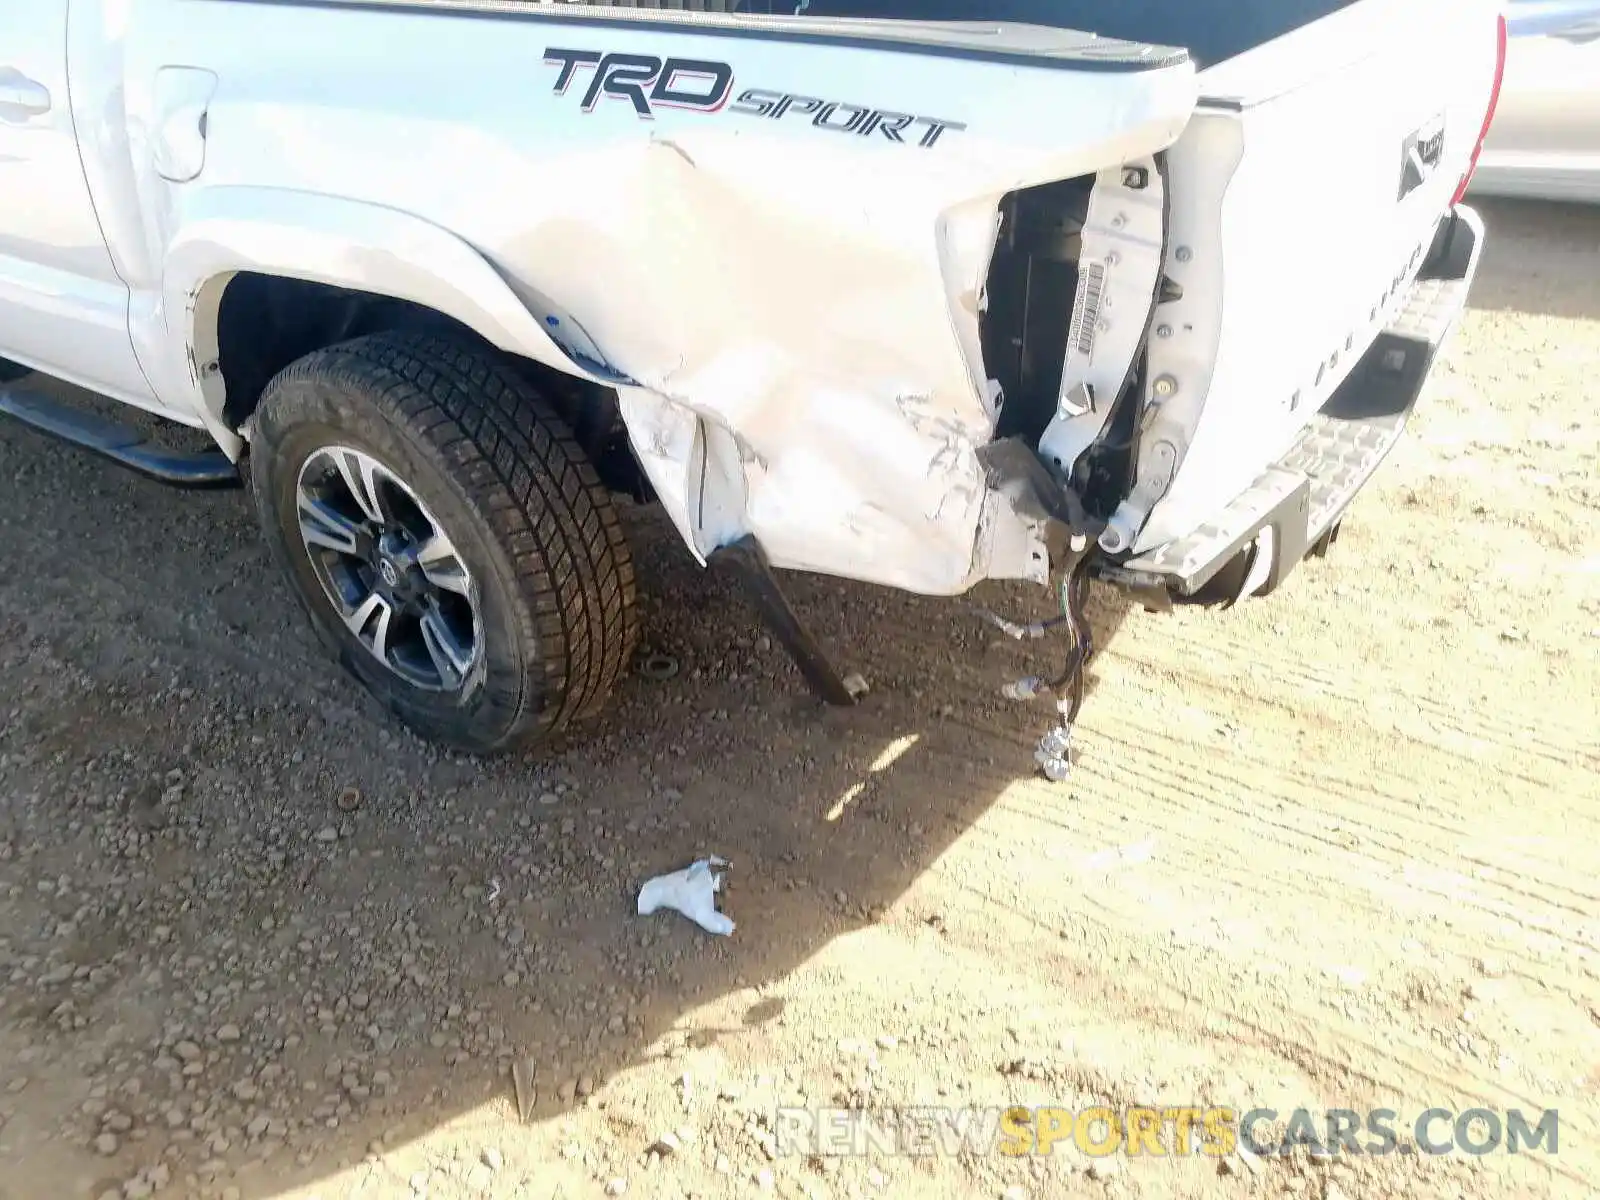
[637,856,735,936]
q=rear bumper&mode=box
[1097,204,1485,601]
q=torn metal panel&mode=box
[557,134,1170,596]
[518,138,1028,595]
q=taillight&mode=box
[1452,11,1509,205]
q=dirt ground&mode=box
[1,196,1597,1200]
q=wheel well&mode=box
[215,272,647,497]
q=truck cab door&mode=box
[0,1,154,404]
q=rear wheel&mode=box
[249,331,638,752]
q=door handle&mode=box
[0,68,52,119]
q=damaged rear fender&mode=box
[582,133,1192,596]
[160,187,630,455]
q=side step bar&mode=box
[0,386,240,488]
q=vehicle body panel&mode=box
[1,0,1497,604]
[1124,0,1504,554]
[0,0,155,406]
[66,0,1198,595]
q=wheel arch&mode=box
[160,187,635,456]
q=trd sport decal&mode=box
[731,89,964,148]
[544,49,733,116]
[542,47,965,148]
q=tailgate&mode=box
[1124,0,1505,554]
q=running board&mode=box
[0,386,240,488]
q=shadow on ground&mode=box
[0,408,1138,1199]
[1466,196,1600,321]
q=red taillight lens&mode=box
[1452,11,1509,205]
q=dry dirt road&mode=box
[1,197,1597,1200]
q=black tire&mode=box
[249,331,638,753]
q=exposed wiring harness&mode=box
[974,541,1097,781]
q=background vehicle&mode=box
[0,0,1501,763]
[1471,0,1600,204]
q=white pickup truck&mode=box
[0,0,1503,770]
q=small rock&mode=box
[604,1180,627,1197]
[538,793,561,807]
[216,1023,241,1043]
[1477,956,1506,979]
[1086,1157,1120,1181]
[315,826,339,843]
[512,1058,536,1122]
[649,1131,681,1158]
[94,1132,120,1156]
[754,1167,776,1189]
[480,1147,503,1172]
[1001,1188,1028,1200]
[875,1034,898,1051]
[174,1041,202,1062]
[464,1163,494,1192]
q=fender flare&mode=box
[159,186,629,456]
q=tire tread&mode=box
[257,331,638,750]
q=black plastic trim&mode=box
[198,0,1190,72]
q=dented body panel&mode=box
[43,0,1193,595]
[3,0,1496,608]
